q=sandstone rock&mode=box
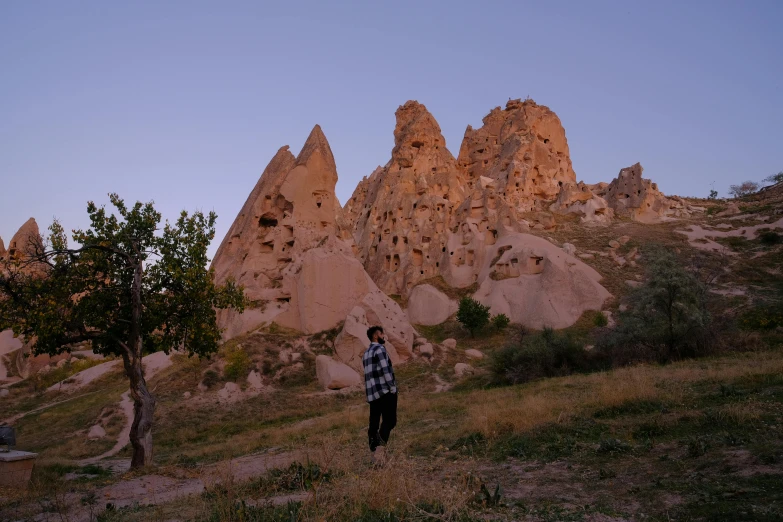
[210,125,415,359]
[464,349,484,359]
[716,202,741,217]
[218,382,242,402]
[600,163,688,223]
[442,339,457,350]
[457,99,576,213]
[334,305,405,371]
[454,363,474,378]
[0,237,5,259]
[578,253,594,260]
[407,284,458,325]
[418,343,434,358]
[87,425,106,440]
[608,240,621,249]
[247,370,264,391]
[473,234,611,329]
[414,337,428,346]
[315,355,361,390]
[562,243,576,256]
[0,389,9,397]
[551,182,613,226]
[4,218,43,262]
[618,235,631,245]
[183,391,191,399]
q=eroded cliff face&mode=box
[343,101,469,296]
[210,125,414,363]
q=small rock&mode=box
[602,310,616,328]
[183,391,191,399]
[414,337,428,346]
[218,382,242,401]
[627,247,639,260]
[278,349,291,364]
[618,235,631,245]
[578,253,594,260]
[562,243,576,256]
[442,338,457,350]
[418,343,434,358]
[464,349,484,360]
[197,382,208,393]
[608,240,621,249]
[625,280,643,288]
[247,370,264,391]
[87,425,106,440]
[613,256,627,267]
[584,345,595,352]
[0,389,9,397]
[619,304,628,312]
[290,352,302,363]
[454,363,475,378]
[56,358,68,368]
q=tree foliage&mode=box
[603,246,712,362]
[762,171,783,185]
[456,297,491,337]
[0,194,245,467]
[492,313,510,330]
[728,181,759,198]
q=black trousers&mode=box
[368,392,398,451]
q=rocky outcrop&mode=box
[343,101,469,296]
[315,355,361,390]
[5,218,43,262]
[407,284,457,326]
[0,237,5,259]
[342,99,612,330]
[457,98,576,213]
[597,163,696,223]
[211,125,415,360]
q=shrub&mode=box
[739,304,783,330]
[759,231,782,245]
[708,189,718,200]
[201,369,220,389]
[728,181,759,198]
[600,246,713,363]
[223,347,250,381]
[456,297,491,337]
[491,327,598,385]
[593,311,609,327]
[492,313,510,330]
[762,171,783,185]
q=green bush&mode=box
[599,246,713,363]
[492,313,510,330]
[456,297,491,337]
[759,230,781,245]
[739,304,783,330]
[593,311,609,327]
[491,327,597,385]
[201,369,220,389]
[223,347,251,381]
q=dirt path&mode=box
[80,390,133,464]
[1,450,306,522]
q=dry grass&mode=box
[467,351,783,440]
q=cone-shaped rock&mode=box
[212,126,414,363]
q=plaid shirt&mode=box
[362,342,398,402]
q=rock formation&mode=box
[343,99,613,330]
[457,98,576,213]
[0,237,5,259]
[4,218,43,262]
[595,163,696,223]
[210,125,414,362]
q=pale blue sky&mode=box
[1,1,781,258]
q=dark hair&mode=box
[366,325,384,341]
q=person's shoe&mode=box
[371,446,387,467]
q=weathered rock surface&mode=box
[210,125,414,360]
[315,355,361,390]
[407,284,457,325]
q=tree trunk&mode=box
[125,254,155,469]
[124,352,156,468]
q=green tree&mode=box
[492,313,510,330]
[762,171,783,185]
[0,194,245,468]
[607,246,711,361]
[457,297,491,337]
[728,181,759,198]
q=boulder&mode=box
[315,355,361,390]
[247,370,264,391]
[442,339,457,350]
[218,382,242,403]
[454,363,474,378]
[562,243,576,256]
[334,306,403,371]
[87,425,106,440]
[417,343,434,358]
[608,240,621,249]
[465,349,484,360]
[407,284,458,326]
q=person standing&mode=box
[362,325,398,464]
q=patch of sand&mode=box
[676,217,783,252]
